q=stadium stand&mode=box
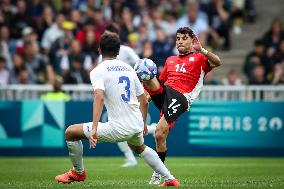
[0,0,283,100]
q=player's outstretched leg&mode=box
[149,116,170,184]
[117,141,138,167]
[129,143,180,187]
[55,124,87,184]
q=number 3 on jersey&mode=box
[118,76,130,102]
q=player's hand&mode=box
[88,129,98,149]
[143,125,148,136]
[192,33,202,52]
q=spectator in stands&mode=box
[36,5,55,42]
[101,0,112,22]
[62,54,89,84]
[76,18,95,45]
[137,23,154,44]
[111,0,124,23]
[127,32,140,54]
[151,7,172,37]
[59,0,73,18]
[41,13,65,55]
[0,0,17,24]
[243,39,268,83]
[49,21,74,73]
[92,8,107,44]
[139,40,154,61]
[249,64,269,85]
[70,9,83,33]
[164,10,179,38]
[244,0,256,23]
[176,0,208,46]
[60,40,93,78]
[270,63,284,85]
[15,67,33,84]
[9,53,26,84]
[16,26,39,56]
[222,69,242,85]
[0,25,13,70]
[120,7,135,44]
[169,0,186,18]
[207,0,231,50]
[262,18,284,59]
[81,29,99,65]
[269,39,284,84]
[24,40,55,84]
[10,0,35,39]
[231,0,245,35]
[41,76,70,101]
[0,56,9,85]
[152,28,174,69]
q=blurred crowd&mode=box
[0,0,256,85]
[243,18,284,85]
[204,17,284,86]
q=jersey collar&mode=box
[178,52,194,57]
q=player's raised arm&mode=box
[192,34,222,67]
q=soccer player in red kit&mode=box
[142,27,222,185]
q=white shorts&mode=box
[83,122,144,146]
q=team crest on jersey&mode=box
[189,57,194,62]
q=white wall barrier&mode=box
[0,84,284,101]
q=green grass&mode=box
[0,157,284,189]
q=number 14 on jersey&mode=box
[175,63,187,73]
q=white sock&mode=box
[140,146,174,181]
[117,141,137,162]
[147,123,157,136]
[66,140,84,174]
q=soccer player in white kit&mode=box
[55,32,180,187]
[98,24,156,168]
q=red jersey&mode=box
[159,52,212,99]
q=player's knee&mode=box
[65,125,76,141]
[128,143,145,154]
[155,131,166,144]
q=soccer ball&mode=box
[134,58,157,81]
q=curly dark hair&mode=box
[176,27,194,38]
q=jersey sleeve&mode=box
[90,68,105,91]
[158,58,169,82]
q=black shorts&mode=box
[150,85,188,123]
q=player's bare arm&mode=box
[137,93,149,135]
[192,34,222,67]
[89,89,104,149]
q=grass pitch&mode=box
[0,157,283,189]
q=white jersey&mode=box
[98,45,139,67]
[90,59,144,134]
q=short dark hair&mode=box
[176,27,194,38]
[105,24,120,35]
[0,56,6,64]
[254,39,265,46]
[99,33,120,58]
